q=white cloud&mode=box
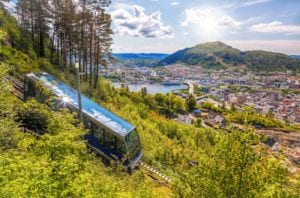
[111,2,134,10]
[218,16,241,28]
[182,8,211,27]
[111,5,174,38]
[250,21,300,35]
[111,9,132,20]
[171,2,180,6]
[222,0,271,9]
[241,0,271,7]
[242,16,264,25]
[181,8,241,28]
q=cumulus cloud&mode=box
[218,16,241,27]
[181,8,241,28]
[111,5,174,38]
[171,2,180,6]
[250,21,300,35]
[111,9,132,20]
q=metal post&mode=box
[75,62,83,121]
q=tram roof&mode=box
[26,72,135,137]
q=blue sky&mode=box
[110,0,300,54]
[2,0,300,54]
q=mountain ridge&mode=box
[159,41,300,71]
[113,53,169,67]
[113,53,169,60]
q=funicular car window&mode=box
[91,123,105,144]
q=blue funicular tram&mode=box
[23,72,142,171]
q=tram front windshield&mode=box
[125,129,141,159]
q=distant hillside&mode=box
[290,55,300,59]
[159,41,300,72]
[244,50,299,71]
[159,42,241,69]
[113,53,169,67]
[113,53,169,60]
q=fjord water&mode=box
[113,83,188,94]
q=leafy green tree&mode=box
[141,87,148,97]
[194,118,202,128]
[228,107,284,128]
[201,101,223,113]
[0,64,20,150]
[15,99,49,132]
[173,130,291,197]
[0,98,121,196]
[185,94,196,112]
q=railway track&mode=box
[7,75,24,100]
[139,161,172,187]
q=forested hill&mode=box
[113,53,169,67]
[290,55,300,59]
[159,41,300,71]
[113,53,169,60]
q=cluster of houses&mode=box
[212,89,300,124]
[105,63,300,125]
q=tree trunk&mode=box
[94,37,100,88]
[89,22,93,88]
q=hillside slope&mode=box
[113,53,169,67]
[159,41,300,71]
[113,53,169,60]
